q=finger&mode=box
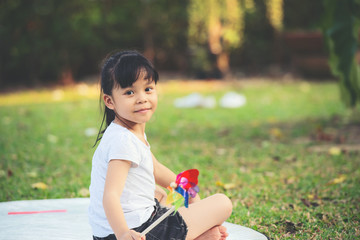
[130,230,144,240]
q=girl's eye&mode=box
[145,87,153,92]
[125,90,134,95]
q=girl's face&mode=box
[104,70,158,129]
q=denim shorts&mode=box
[93,199,188,240]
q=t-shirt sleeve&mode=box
[106,132,140,167]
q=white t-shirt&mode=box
[88,122,156,237]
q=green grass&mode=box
[1,79,359,239]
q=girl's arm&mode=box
[152,152,176,188]
[103,159,144,240]
[152,153,201,203]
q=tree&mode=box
[187,0,244,77]
[187,0,286,78]
[322,0,360,107]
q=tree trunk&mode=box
[216,52,230,76]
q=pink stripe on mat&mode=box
[8,209,67,215]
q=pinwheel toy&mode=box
[141,169,200,237]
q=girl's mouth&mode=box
[134,108,151,113]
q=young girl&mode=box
[89,50,233,240]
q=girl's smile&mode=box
[134,108,152,113]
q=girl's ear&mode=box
[103,94,115,110]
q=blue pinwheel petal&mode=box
[175,186,190,208]
[184,192,189,208]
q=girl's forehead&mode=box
[135,69,155,83]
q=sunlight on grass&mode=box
[0,83,100,106]
[1,78,359,239]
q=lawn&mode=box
[0,78,359,239]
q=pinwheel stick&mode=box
[140,206,175,237]
[141,170,199,237]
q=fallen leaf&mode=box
[326,174,346,185]
[269,128,283,139]
[223,183,236,190]
[329,147,341,156]
[215,181,224,187]
[31,182,48,190]
[307,194,315,200]
[216,181,236,190]
[301,198,320,208]
[272,156,281,161]
[301,198,311,207]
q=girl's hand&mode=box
[117,230,146,240]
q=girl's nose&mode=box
[136,92,147,104]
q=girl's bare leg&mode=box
[194,226,228,240]
[178,193,233,240]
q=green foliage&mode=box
[0,0,343,86]
[283,0,324,31]
[265,0,283,32]
[0,0,189,86]
[0,0,104,85]
[187,0,245,76]
[188,0,244,49]
[322,0,360,107]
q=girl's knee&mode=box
[213,193,233,219]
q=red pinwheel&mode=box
[141,169,200,237]
[171,169,200,208]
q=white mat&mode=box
[0,198,268,240]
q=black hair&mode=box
[93,50,159,147]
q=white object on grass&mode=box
[201,96,216,108]
[174,93,216,108]
[219,91,246,108]
[84,127,98,137]
[0,198,268,240]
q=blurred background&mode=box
[0,0,340,88]
[1,1,360,238]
